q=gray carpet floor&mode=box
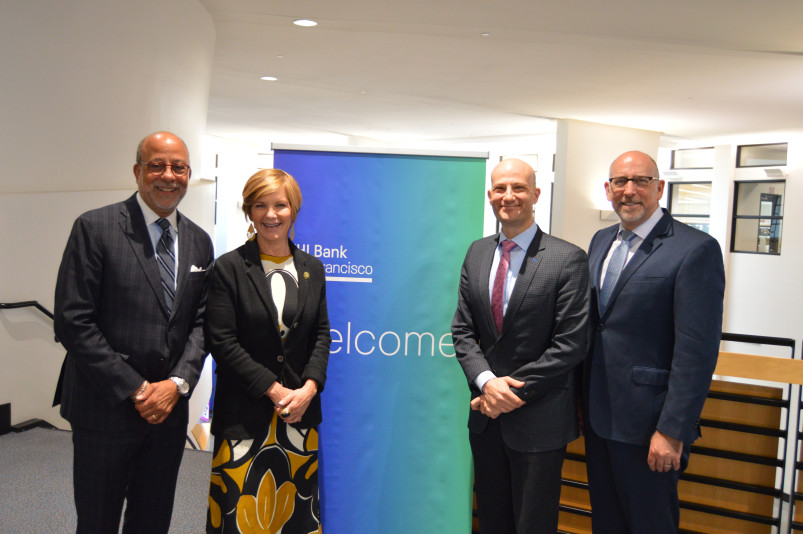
[0,427,211,533]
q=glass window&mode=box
[737,143,788,168]
[668,182,711,234]
[731,181,785,254]
[671,147,715,169]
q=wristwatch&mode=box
[170,376,190,397]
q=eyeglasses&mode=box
[608,176,657,190]
[140,161,190,177]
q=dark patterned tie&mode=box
[599,230,636,313]
[491,240,517,333]
[156,218,176,312]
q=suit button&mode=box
[277,355,284,362]
[598,324,605,331]
[293,322,299,328]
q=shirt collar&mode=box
[500,222,538,251]
[620,207,663,241]
[136,192,178,230]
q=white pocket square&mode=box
[190,265,206,272]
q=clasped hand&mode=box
[265,379,317,424]
[470,376,525,419]
[132,380,179,425]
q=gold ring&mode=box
[281,410,290,418]
[152,414,157,420]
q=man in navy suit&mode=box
[452,158,589,533]
[54,131,214,533]
[583,150,725,533]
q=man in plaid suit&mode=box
[54,131,214,533]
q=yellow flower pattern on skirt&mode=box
[207,411,321,533]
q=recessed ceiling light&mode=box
[481,32,490,37]
[260,76,278,81]
[293,19,318,27]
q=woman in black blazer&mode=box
[205,169,331,533]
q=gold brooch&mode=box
[303,272,310,279]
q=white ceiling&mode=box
[199,0,803,149]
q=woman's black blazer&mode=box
[205,239,330,438]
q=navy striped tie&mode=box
[155,218,176,312]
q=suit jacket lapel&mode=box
[479,236,499,335]
[603,212,672,315]
[592,226,618,289]
[172,212,192,315]
[503,228,544,334]
[120,195,170,318]
[243,239,285,336]
[592,226,617,313]
[289,244,312,329]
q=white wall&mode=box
[553,119,662,249]
[724,136,802,345]
[0,185,214,429]
[658,133,803,352]
[0,0,216,428]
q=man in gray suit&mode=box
[452,158,589,533]
[54,131,214,533]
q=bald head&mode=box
[488,158,540,238]
[492,158,536,189]
[609,151,659,180]
[136,131,189,164]
[133,131,191,217]
[606,150,664,231]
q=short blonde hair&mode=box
[241,168,303,222]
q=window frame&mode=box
[667,181,712,234]
[670,147,715,170]
[736,142,788,168]
[730,179,785,255]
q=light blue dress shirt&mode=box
[475,223,539,391]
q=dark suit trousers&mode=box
[72,424,186,534]
[585,424,688,534]
[469,417,566,534]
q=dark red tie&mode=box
[492,240,516,333]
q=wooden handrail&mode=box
[715,351,803,385]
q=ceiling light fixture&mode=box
[481,32,490,37]
[260,76,278,81]
[293,19,318,27]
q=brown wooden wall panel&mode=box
[709,380,784,400]
[562,457,588,484]
[678,480,774,516]
[695,426,780,458]
[679,509,773,534]
[559,485,590,511]
[557,511,591,533]
[684,454,778,487]
[566,436,586,455]
[700,397,782,428]
[555,378,784,533]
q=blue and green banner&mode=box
[273,146,486,533]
